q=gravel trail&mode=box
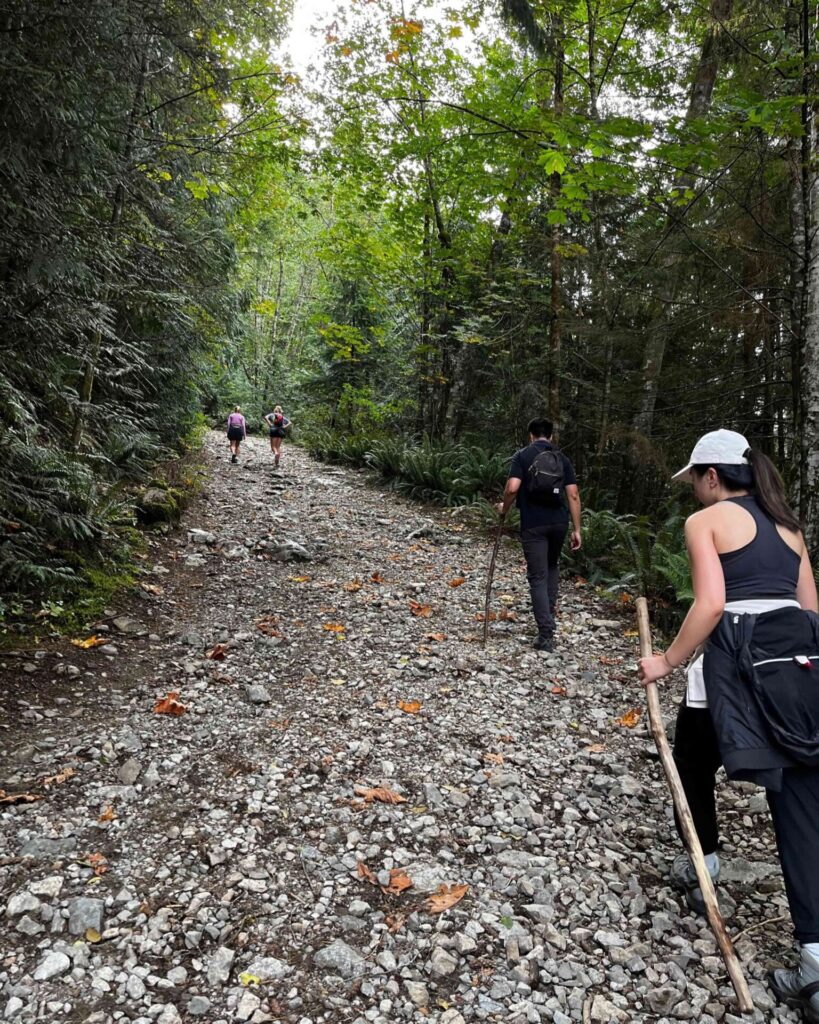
[0,432,801,1024]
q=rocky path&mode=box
[0,432,802,1024]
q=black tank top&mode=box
[718,496,800,600]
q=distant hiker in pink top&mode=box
[226,406,246,463]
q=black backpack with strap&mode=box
[525,445,565,505]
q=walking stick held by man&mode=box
[636,597,753,1013]
[483,510,506,646]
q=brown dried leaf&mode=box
[323,622,346,633]
[206,643,228,661]
[483,752,504,765]
[82,852,109,876]
[382,869,413,895]
[474,611,497,622]
[447,577,466,588]
[423,883,469,914]
[98,804,116,822]
[140,582,164,596]
[425,632,447,642]
[71,635,110,649]
[269,718,290,730]
[357,861,378,885]
[551,685,567,696]
[409,600,432,618]
[289,574,311,583]
[585,743,606,753]
[255,615,281,637]
[354,785,407,805]
[498,608,517,621]
[371,571,385,583]
[343,579,363,592]
[153,691,187,716]
[386,912,407,933]
[398,699,422,715]
[42,766,75,786]
[0,790,42,805]
[616,708,642,728]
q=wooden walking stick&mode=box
[636,597,753,1013]
[483,510,507,646]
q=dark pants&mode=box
[673,700,819,943]
[520,523,567,636]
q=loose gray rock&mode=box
[117,757,142,785]
[33,952,71,981]
[68,897,104,935]
[245,684,271,703]
[245,956,291,982]
[404,981,429,1007]
[5,892,41,917]
[206,946,235,986]
[313,939,365,979]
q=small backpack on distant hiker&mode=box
[526,447,565,504]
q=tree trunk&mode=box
[71,38,149,449]
[547,30,564,427]
[631,0,733,443]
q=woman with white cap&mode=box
[638,429,819,1019]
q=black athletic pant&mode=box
[673,700,819,943]
[520,523,567,636]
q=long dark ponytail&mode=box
[745,448,801,533]
[691,447,801,533]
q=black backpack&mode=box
[525,446,565,504]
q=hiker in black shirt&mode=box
[496,418,582,651]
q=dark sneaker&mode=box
[768,950,819,1023]
[533,633,555,652]
[231,454,237,464]
[669,852,719,915]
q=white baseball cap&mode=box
[671,429,750,482]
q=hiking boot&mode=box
[231,453,237,464]
[669,852,720,915]
[533,632,555,652]
[768,948,819,1023]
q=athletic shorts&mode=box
[269,428,285,438]
[227,426,244,442]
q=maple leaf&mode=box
[498,608,517,621]
[371,571,385,583]
[343,579,363,592]
[354,785,407,805]
[323,622,346,633]
[71,635,109,649]
[616,708,642,728]
[551,685,567,696]
[357,861,378,885]
[383,868,413,894]
[386,911,407,933]
[409,600,432,617]
[98,804,116,822]
[398,699,422,714]
[0,790,42,805]
[447,577,466,588]
[425,632,447,642]
[42,766,75,785]
[483,752,504,764]
[206,643,228,660]
[423,883,468,914]
[154,691,187,716]
[474,611,497,622]
[81,852,108,876]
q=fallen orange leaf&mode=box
[423,883,468,914]
[256,615,281,636]
[154,691,187,716]
[585,743,606,753]
[357,861,378,885]
[398,699,422,714]
[206,643,228,660]
[343,579,363,592]
[383,869,413,894]
[409,600,432,617]
[98,804,116,822]
[474,611,497,622]
[371,571,385,583]
[82,852,109,876]
[551,685,567,696]
[269,718,290,730]
[0,790,42,805]
[386,912,407,933]
[498,608,517,621]
[620,592,633,603]
[71,635,109,649]
[323,622,346,634]
[42,766,76,786]
[484,752,504,765]
[425,632,447,642]
[448,577,466,588]
[354,785,407,805]
[289,574,311,583]
[616,708,642,728]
